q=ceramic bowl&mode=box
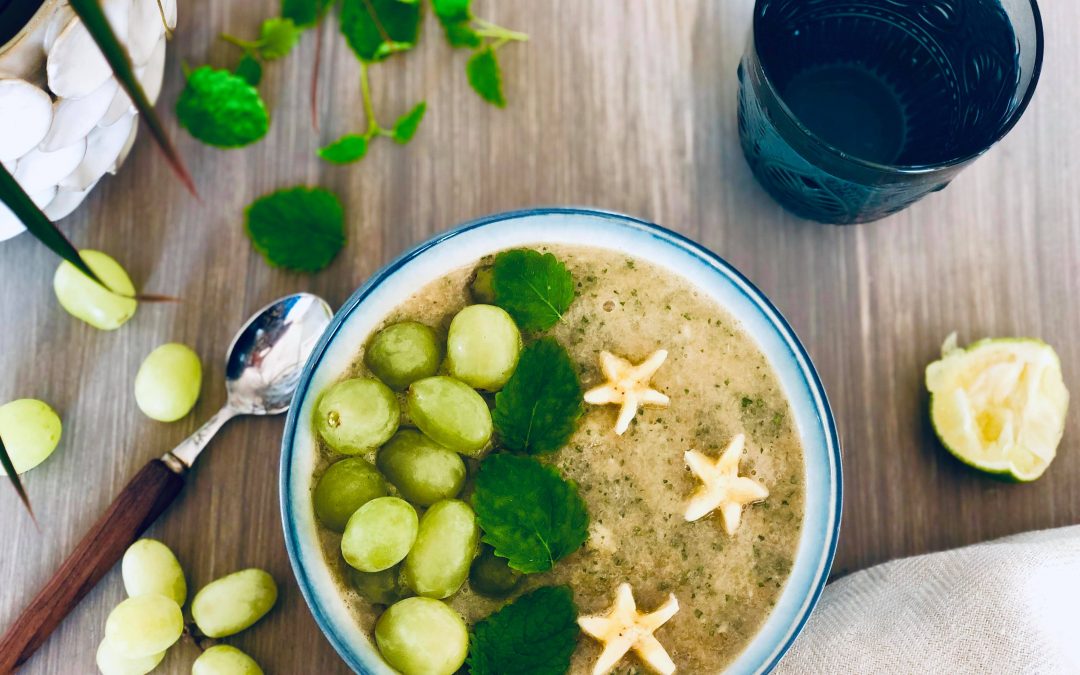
[280,208,842,674]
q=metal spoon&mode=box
[0,293,333,671]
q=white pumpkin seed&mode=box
[42,4,76,54]
[41,77,118,151]
[44,179,100,221]
[0,78,53,161]
[46,0,130,99]
[135,37,166,105]
[0,185,55,242]
[60,113,134,191]
[127,0,165,66]
[108,121,138,174]
[14,139,86,194]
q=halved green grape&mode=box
[0,398,61,475]
[406,377,492,457]
[446,305,522,391]
[191,568,278,638]
[103,595,183,658]
[95,638,165,675]
[315,378,400,453]
[312,457,388,532]
[192,645,264,675]
[52,250,137,330]
[374,597,468,675]
[469,265,495,304]
[376,430,466,506]
[341,496,418,573]
[468,544,523,598]
[133,343,203,423]
[364,322,443,390]
[403,499,478,599]
[121,539,187,606]
[349,565,411,605]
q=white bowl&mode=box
[280,208,842,674]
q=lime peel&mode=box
[926,333,1069,481]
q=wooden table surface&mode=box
[2,1,1078,673]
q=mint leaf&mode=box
[339,0,421,62]
[432,0,481,47]
[235,53,263,86]
[466,46,505,107]
[432,0,470,20]
[491,249,575,331]
[244,186,345,272]
[176,66,269,148]
[494,338,583,455]
[472,454,588,573]
[467,586,579,675]
[257,17,302,60]
[319,134,369,164]
[392,102,426,143]
[282,0,332,27]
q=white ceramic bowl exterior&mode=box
[281,209,842,675]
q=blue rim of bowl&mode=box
[280,207,842,674]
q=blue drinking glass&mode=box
[738,0,1044,224]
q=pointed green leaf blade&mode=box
[392,102,426,143]
[466,46,505,107]
[318,135,369,164]
[68,0,196,195]
[0,165,104,287]
[0,436,33,517]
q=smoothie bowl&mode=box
[280,208,841,674]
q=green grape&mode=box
[95,638,165,675]
[349,565,411,605]
[341,496,418,573]
[191,568,278,638]
[376,429,465,506]
[403,499,478,599]
[121,539,187,606]
[103,595,183,658]
[192,645,264,675]
[52,249,137,330]
[312,457,388,532]
[446,305,522,391]
[406,377,492,457]
[0,398,61,475]
[374,597,468,675]
[133,343,203,423]
[468,544,523,598]
[315,378,400,453]
[469,265,495,304]
[364,322,443,390]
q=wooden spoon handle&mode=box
[0,458,186,671]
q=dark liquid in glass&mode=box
[0,0,46,46]
[757,0,1022,166]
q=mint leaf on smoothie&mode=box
[493,337,583,455]
[491,249,576,331]
[467,585,579,675]
[244,186,345,272]
[472,454,589,573]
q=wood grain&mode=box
[1,1,1078,673]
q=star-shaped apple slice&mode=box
[684,433,769,534]
[578,583,680,675]
[583,350,670,435]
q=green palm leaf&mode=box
[68,0,196,195]
[0,436,33,517]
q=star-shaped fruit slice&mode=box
[684,433,769,534]
[583,350,670,435]
[578,583,680,675]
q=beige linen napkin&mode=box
[775,526,1080,674]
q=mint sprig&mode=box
[472,454,589,574]
[432,0,527,106]
[244,186,346,272]
[491,249,576,331]
[222,17,302,61]
[467,586,579,675]
[493,338,583,455]
[175,66,269,148]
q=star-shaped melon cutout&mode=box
[684,433,769,534]
[578,583,680,675]
[583,350,670,435]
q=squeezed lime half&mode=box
[926,334,1069,481]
